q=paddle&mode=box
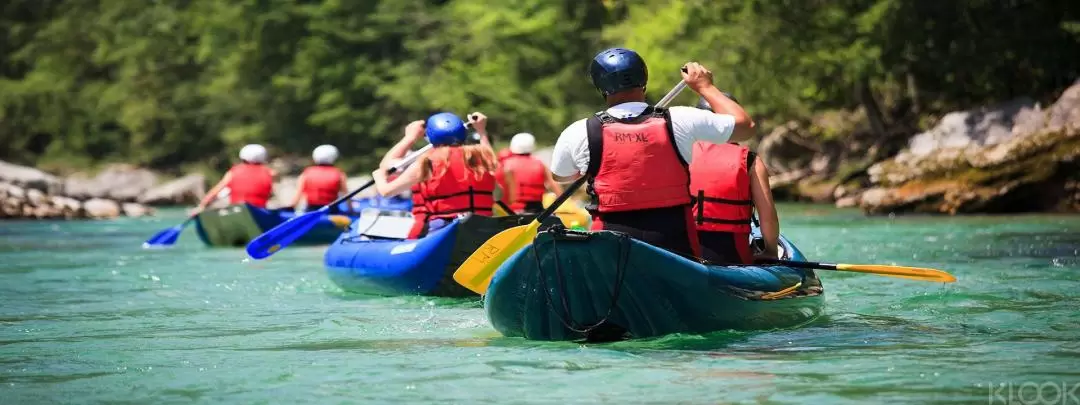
[141,188,232,248]
[755,258,957,283]
[245,143,434,260]
[142,215,197,248]
[453,79,690,295]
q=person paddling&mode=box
[373,112,500,238]
[289,144,348,211]
[196,144,275,213]
[548,48,756,257]
[689,96,780,263]
[495,133,564,214]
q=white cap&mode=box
[312,144,339,165]
[239,144,268,163]
[509,133,536,154]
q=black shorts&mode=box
[596,205,696,258]
[698,231,752,264]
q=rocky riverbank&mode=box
[755,79,1080,215]
[0,161,205,220]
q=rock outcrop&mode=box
[0,161,154,220]
[65,164,159,202]
[0,160,64,194]
[858,80,1080,215]
[138,174,206,205]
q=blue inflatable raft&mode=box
[324,212,562,297]
[483,227,826,341]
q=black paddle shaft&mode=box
[756,258,838,270]
[534,175,588,224]
[320,164,407,213]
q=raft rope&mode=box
[532,228,631,336]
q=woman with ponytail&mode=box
[372,112,505,238]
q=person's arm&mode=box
[380,120,425,172]
[338,172,349,195]
[681,62,756,143]
[544,170,564,195]
[372,161,422,197]
[198,172,232,209]
[468,112,493,151]
[501,169,517,206]
[748,155,779,258]
[549,120,589,184]
[289,174,306,208]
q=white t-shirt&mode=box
[549,102,736,177]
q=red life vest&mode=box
[226,163,273,208]
[300,165,343,206]
[689,142,753,233]
[497,148,513,162]
[407,183,427,239]
[420,147,496,221]
[585,108,691,213]
[499,154,547,211]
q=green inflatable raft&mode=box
[482,227,825,341]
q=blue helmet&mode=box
[424,112,468,146]
[589,48,648,97]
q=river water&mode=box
[1,204,1077,404]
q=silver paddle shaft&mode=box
[655,80,688,108]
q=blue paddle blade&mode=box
[245,210,325,259]
[142,225,183,248]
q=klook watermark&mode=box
[987,382,1079,405]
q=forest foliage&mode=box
[1,0,1077,174]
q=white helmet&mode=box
[509,133,536,154]
[238,144,268,163]
[312,144,339,165]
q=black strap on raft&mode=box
[532,228,632,342]
[425,186,495,216]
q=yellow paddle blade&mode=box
[453,220,541,294]
[327,214,353,229]
[835,264,957,283]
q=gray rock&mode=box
[65,164,159,202]
[138,174,206,205]
[1046,79,1080,133]
[0,160,64,194]
[25,189,47,207]
[121,202,153,218]
[835,195,859,209]
[83,198,121,219]
[0,182,25,200]
[904,97,1035,158]
[50,196,83,218]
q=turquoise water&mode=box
[1,205,1078,404]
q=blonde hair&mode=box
[419,144,498,182]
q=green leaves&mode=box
[0,0,1076,172]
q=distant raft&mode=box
[483,227,825,341]
[193,197,410,247]
[323,211,562,297]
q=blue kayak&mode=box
[324,212,562,297]
[193,197,411,247]
[483,227,825,341]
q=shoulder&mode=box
[558,118,589,139]
[666,106,715,121]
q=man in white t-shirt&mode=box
[547,47,755,257]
